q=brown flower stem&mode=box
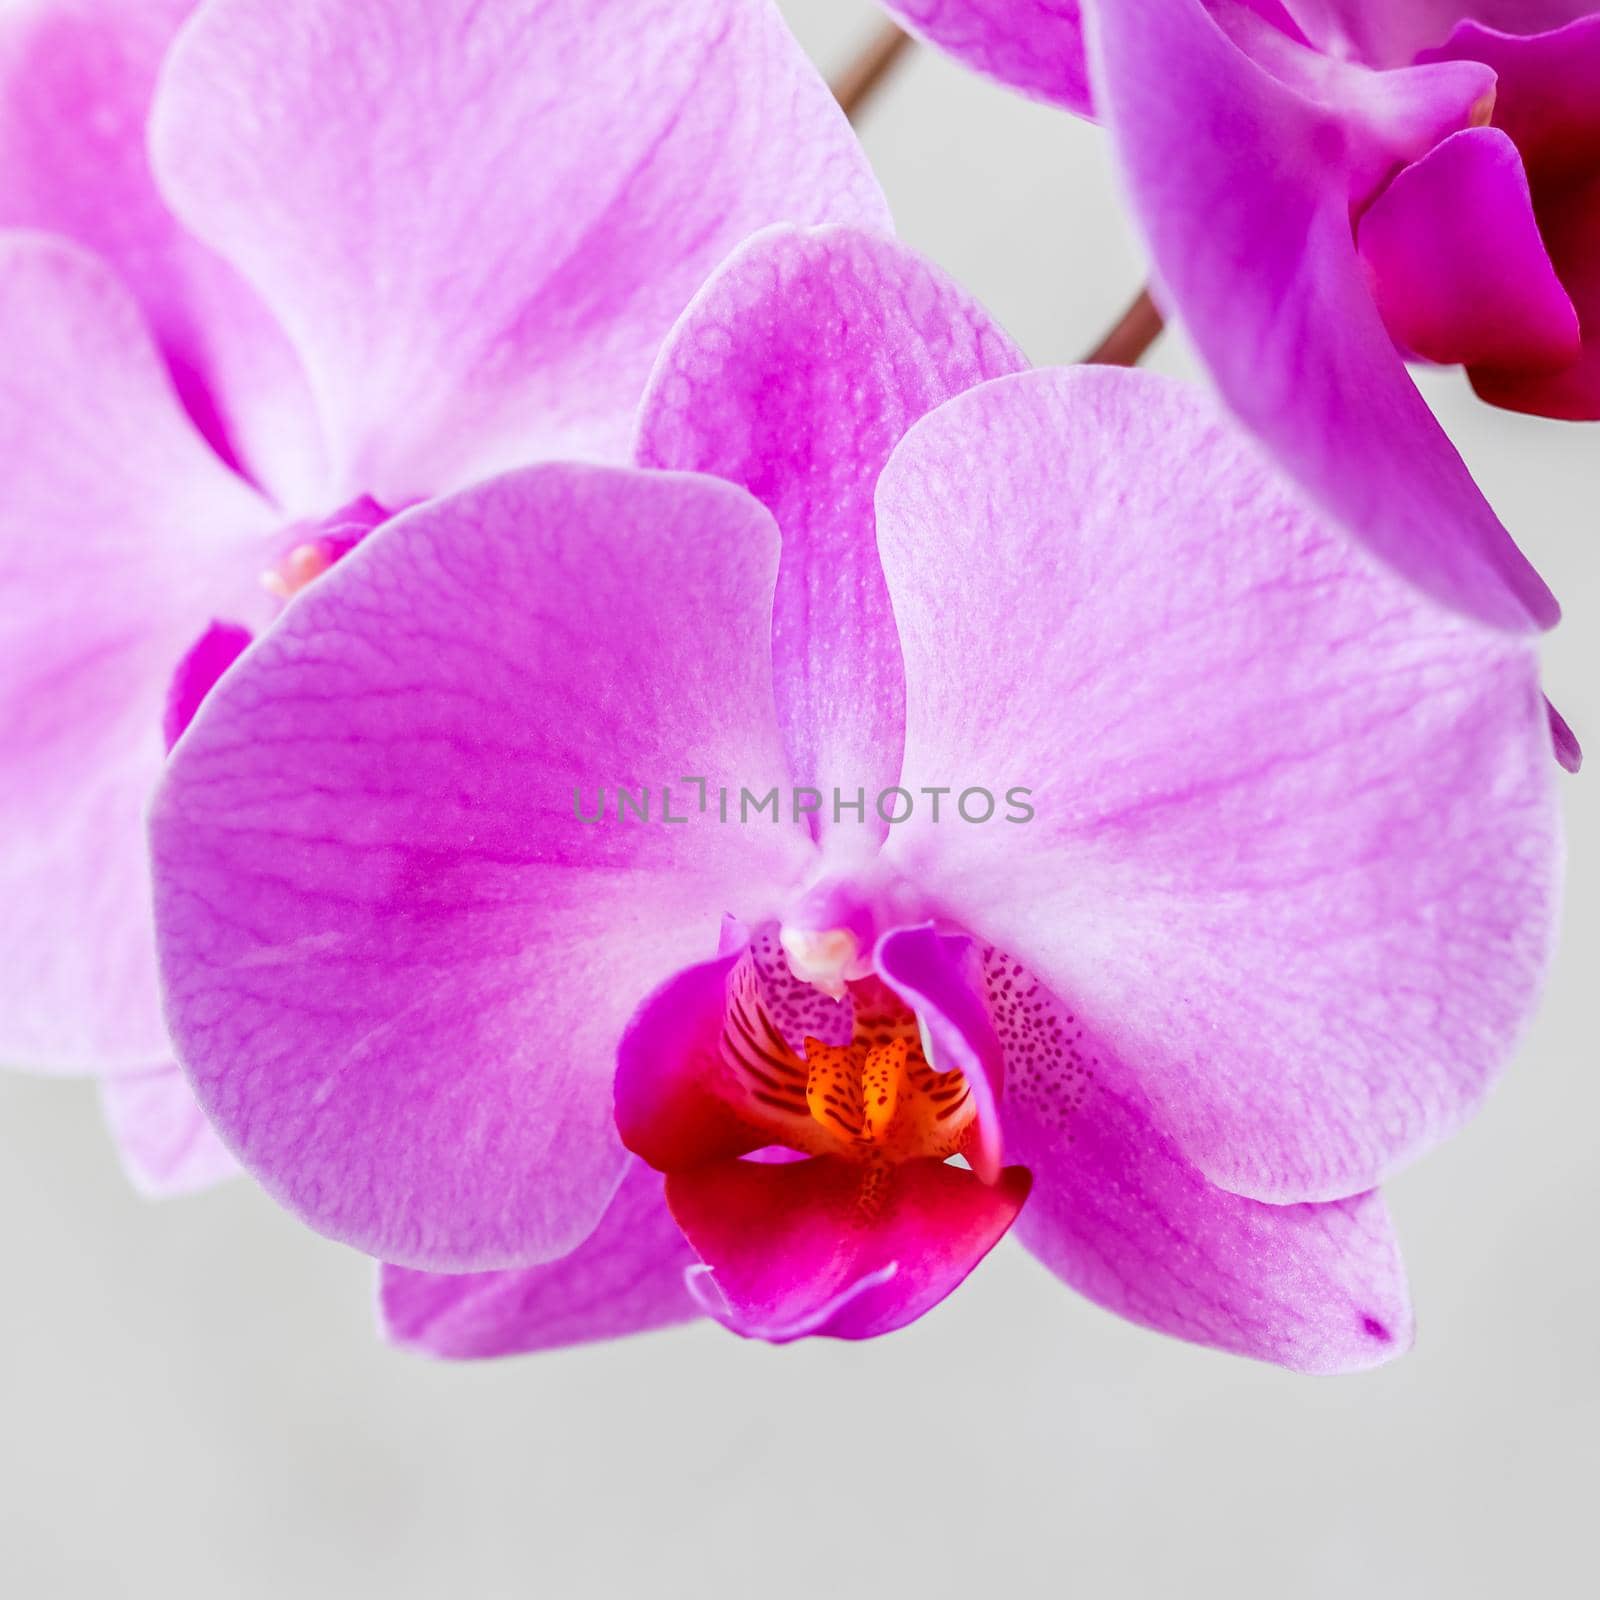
[1083,286,1165,366]
[832,21,914,123]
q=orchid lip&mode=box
[684,1259,901,1344]
[611,919,1033,1342]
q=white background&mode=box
[3,2,1596,1594]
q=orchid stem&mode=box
[833,21,913,123]
[1084,287,1165,366]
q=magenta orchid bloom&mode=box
[881,0,1600,636]
[150,228,1560,1368]
[0,0,886,1192]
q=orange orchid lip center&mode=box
[722,968,977,1169]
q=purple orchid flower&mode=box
[0,0,886,1193]
[880,0,1600,636]
[150,227,1561,1368]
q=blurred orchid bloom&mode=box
[151,229,1561,1369]
[0,0,887,1191]
[881,0,1600,633]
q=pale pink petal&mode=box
[667,1154,1029,1341]
[638,224,1022,823]
[379,1160,700,1358]
[151,465,813,1269]
[99,1064,239,1196]
[149,0,891,504]
[0,0,326,507]
[0,232,275,1075]
[1358,128,1579,370]
[875,367,1560,1204]
[1086,0,1557,630]
[981,947,1413,1372]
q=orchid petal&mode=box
[1547,698,1583,774]
[1085,0,1557,630]
[875,367,1559,1205]
[0,0,325,507]
[99,1064,239,1197]
[879,2,1094,115]
[879,0,1311,113]
[151,465,812,1269]
[1019,1115,1412,1375]
[1283,3,1597,66]
[379,1160,700,1358]
[638,224,1023,821]
[983,948,1413,1372]
[0,232,275,1075]
[149,0,890,504]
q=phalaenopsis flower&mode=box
[150,229,1561,1369]
[882,0,1599,637]
[0,0,884,1190]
